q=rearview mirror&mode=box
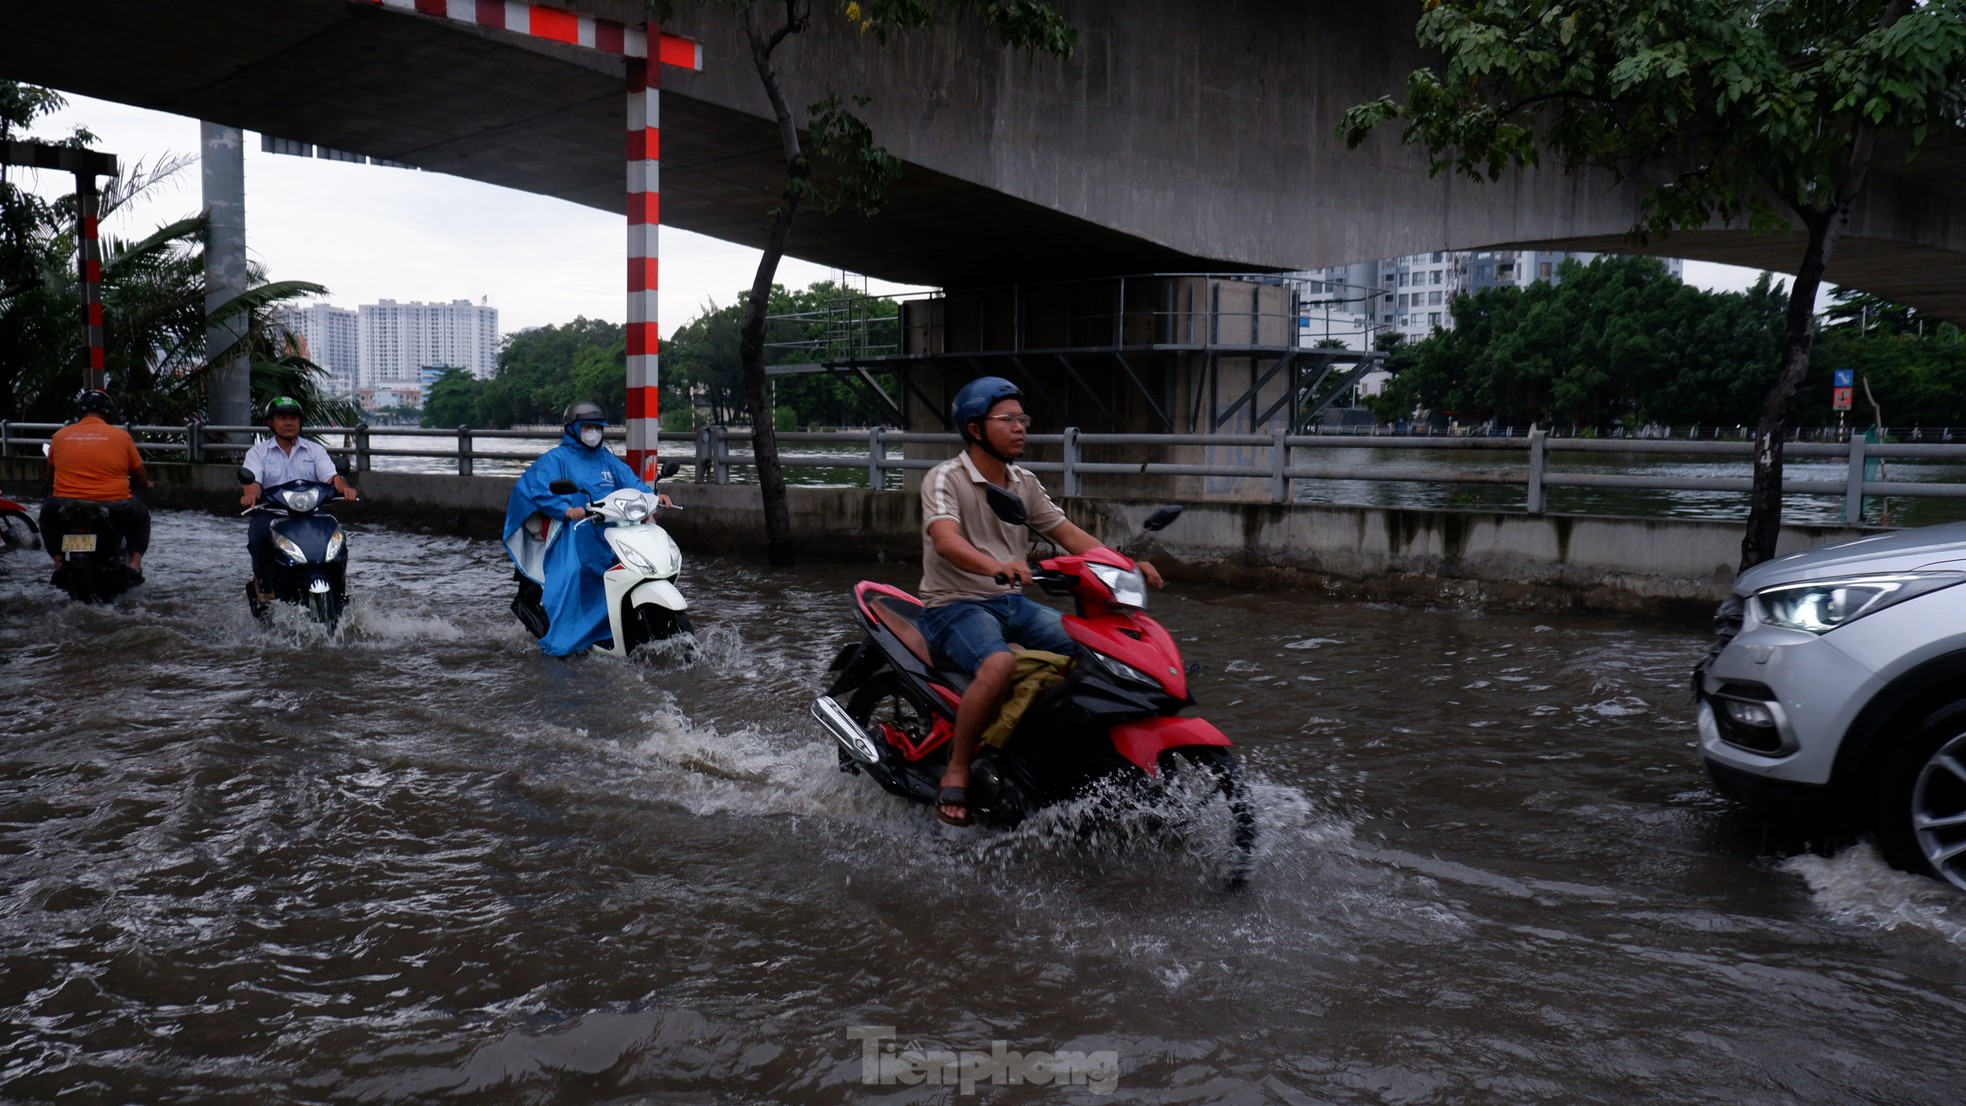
[660,459,681,481]
[1143,505,1183,532]
[984,483,1028,527]
[237,465,257,486]
[549,479,580,495]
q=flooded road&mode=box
[3,503,1964,1104]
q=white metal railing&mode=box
[6,421,1965,523]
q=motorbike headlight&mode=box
[276,486,323,513]
[666,534,683,575]
[1085,648,1163,690]
[325,531,345,561]
[624,499,650,522]
[1087,562,1149,609]
[1751,573,1965,634]
[272,533,307,564]
[618,545,656,573]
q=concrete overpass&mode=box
[6,0,1966,319]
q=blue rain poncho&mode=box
[502,428,651,656]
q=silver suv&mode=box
[1694,521,1966,889]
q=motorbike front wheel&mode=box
[632,607,694,659]
[844,670,941,804]
[305,590,343,632]
[1157,745,1258,889]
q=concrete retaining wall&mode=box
[1,457,1872,617]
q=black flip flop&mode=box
[935,785,972,827]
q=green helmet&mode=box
[265,396,304,420]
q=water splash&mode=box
[1784,845,1966,947]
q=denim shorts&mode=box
[917,594,1076,674]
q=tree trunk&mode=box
[1739,0,1907,572]
[1740,209,1839,571]
[739,203,797,566]
[737,0,808,567]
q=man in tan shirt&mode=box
[919,376,1161,826]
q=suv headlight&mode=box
[1087,562,1148,608]
[1752,573,1966,634]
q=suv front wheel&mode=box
[1874,698,1966,890]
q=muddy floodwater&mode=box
[3,504,1964,1104]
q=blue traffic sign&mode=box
[1834,368,1854,388]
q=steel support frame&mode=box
[1212,351,1299,432]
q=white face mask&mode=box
[579,426,604,448]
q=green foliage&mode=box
[1341,1,1966,244]
[416,281,899,429]
[1804,312,1966,427]
[2,81,349,426]
[421,367,480,429]
[1377,256,1787,427]
[475,317,626,427]
[667,280,900,427]
[798,94,903,218]
[838,0,1077,56]
[1820,286,1937,339]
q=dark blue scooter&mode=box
[239,467,349,630]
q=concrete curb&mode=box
[2,457,1871,618]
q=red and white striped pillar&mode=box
[357,1,701,473]
[78,177,105,391]
[625,51,660,476]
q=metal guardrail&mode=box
[5,421,1964,523]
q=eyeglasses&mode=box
[984,413,1033,428]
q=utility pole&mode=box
[1,140,118,392]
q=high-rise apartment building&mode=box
[358,298,501,392]
[1300,252,1685,346]
[271,303,360,397]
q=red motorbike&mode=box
[812,488,1255,880]
[0,494,37,548]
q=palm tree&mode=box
[2,82,354,429]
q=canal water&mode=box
[363,432,1966,528]
[3,505,1964,1103]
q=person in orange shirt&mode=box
[41,389,152,584]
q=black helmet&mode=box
[562,401,607,428]
[950,376,1023,446]
[265,395,304,421]
[74,388,116,419]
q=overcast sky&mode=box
[23,92,1794,337]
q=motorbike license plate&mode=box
[61,533,97,553]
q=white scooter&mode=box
[507,465,692,657]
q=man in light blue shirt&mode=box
[240,396,358,593]
[240,397,358,505]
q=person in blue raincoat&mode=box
[503,401,665,655]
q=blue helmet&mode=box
[950,376,1023,446]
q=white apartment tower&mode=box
[272,303,360,397]
[1302,252,1686,346]
[358,298,501,390]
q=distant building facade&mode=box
[1298,252,1685,346]
[358,298,501,398]
[273,297,500,406]
[272,303,360,397]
